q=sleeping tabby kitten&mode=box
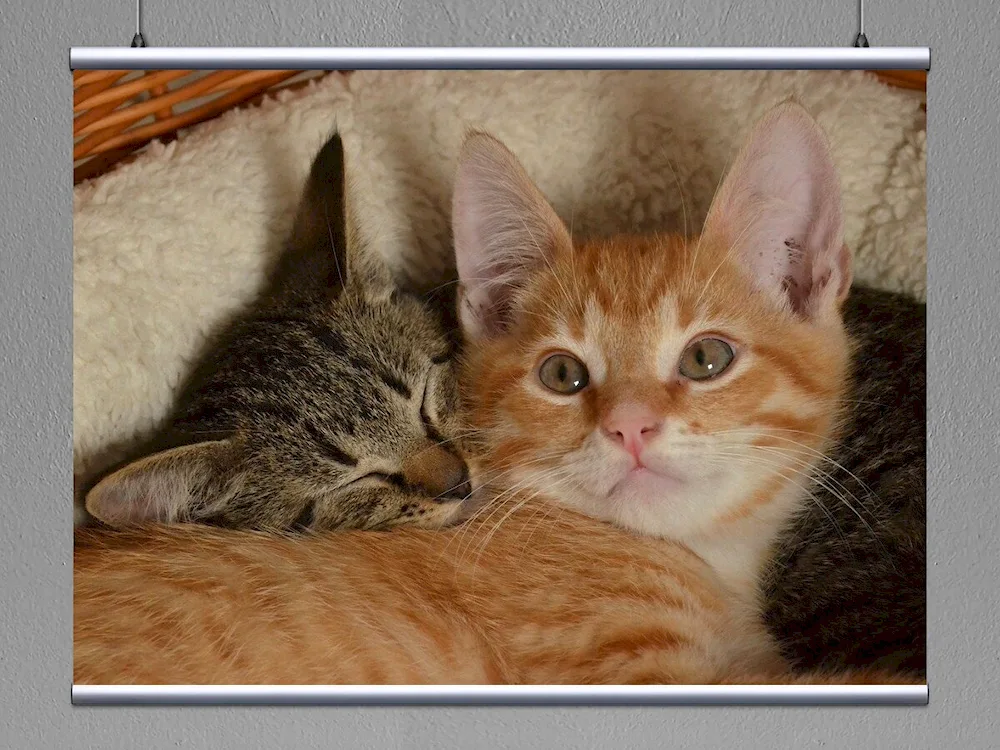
[765,284,925,676]
[84,131,471,532]
[74,103,921,686]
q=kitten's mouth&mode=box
[633,465,685,484]
[609,463,686,500]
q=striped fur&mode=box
[72,103,919,686]
[764,285,926,675]
[74,505,781,685]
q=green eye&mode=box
[538,353,590,395]
[678,338,735,381]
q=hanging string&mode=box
[131,0,146,47]
[853,0,870,47]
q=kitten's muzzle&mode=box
[403,444,472,503]
[435,465,472,503]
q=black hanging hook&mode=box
[130,0,146,47]
[853,0,870,47]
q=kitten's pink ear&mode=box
[701,102,853,320]
[452,131,573,339]
[84,440,233,527]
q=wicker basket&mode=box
[73,68,926,185]
[72,69,337,183]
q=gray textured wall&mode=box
[2,0,997,746]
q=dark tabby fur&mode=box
[85,132,471,532]
[764,284,926,676]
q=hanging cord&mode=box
[853,0,869,47]
[131,0,146,47]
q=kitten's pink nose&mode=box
[601,404,663,459]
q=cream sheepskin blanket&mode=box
[73,70,927,521]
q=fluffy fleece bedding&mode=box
[73,69,927,519]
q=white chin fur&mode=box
[561,451,774,542]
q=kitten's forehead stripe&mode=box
[246,400,300,428]
[302,423,358,466]
[306,323,348,356]
[579,234,691,319]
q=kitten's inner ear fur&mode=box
[85,440,235,526]
[700,102,852,321]
[452,130,573,339]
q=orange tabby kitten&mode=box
[74,103,915,686]
[452,102,854,616]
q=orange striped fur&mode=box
[75,503,785,685]
[73,103,918,686]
